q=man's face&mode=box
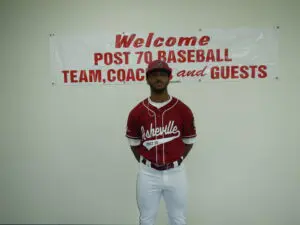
[147,70,170,93]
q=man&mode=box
[125,59,197,225]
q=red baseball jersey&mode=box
[126,96,196,164]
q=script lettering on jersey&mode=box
[141,121,181,150]
[141,121,179,140]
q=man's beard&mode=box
[149,83,168,93]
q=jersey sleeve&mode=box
[182,137,196,144]
[126,109,141,140]
[182,106,197,139]
[127,138,141,146]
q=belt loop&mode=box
[173,161,178,167]
[173,158,183,168]
[146,159,151,167]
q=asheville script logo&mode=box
[141,121,180,150]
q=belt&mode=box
[141,157,183,171]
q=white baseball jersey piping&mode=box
[142,101,158,163]
[161,98,179,164]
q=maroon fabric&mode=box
[126,97,196,164]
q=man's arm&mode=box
[126,109,141,163]
[130,146,140,162]
[183,144,193,159]
[127,138,141,162]
[181,105,196,160]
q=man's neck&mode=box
[150,92,170,103]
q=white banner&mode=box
[49,27,279,86]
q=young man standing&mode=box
[125,59,197,225]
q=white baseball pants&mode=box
[136,160,188,225]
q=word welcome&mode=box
[115,32,211,48]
